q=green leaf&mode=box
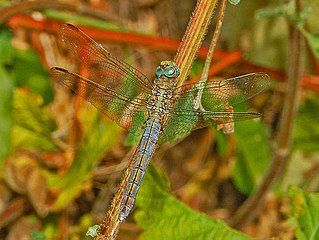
[46,107,121,210]
[0,28,14,64]
[135,165,252,240]
[189,60,204,78]
[232,120,270,194]
[13,49,53,105]
[31,231,47,240]
[293,96,319,152]
[289,186,319,240]
[0,29,15,167]
[12,89,58,152]
[216,130,230,158]
[0,66,14,167]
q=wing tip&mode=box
[51,66,69,74]
[255,72,270,79]
[254,72,271,83]
[62,23,79,32]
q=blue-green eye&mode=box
[164,66,180,78]
[155,67,163,78]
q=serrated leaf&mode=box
[232,120,270,194]
[289,186,319,240]
[12,89,58,151]
[135,165,252,240]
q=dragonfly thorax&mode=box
[147,61,180,118]
[147,85,174,116]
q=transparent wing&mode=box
[58,24,153,92]
[175,72,270,111]
[51,24,152,129]
[161,72,270,142]
[52,67,147,130]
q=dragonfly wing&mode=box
[160,73,269,142]
[51,24,152,129]
[175,72,270,111]
[173,110,261,128]
[161,109,261,143]
[57,24,153,92]
[52,67,147,130]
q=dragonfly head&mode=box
[155,61,180,79]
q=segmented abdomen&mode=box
[119,118,161,221]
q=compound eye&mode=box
[164,66,180,78]
[155,66,163,78]
[164,66,175,77]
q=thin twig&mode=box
[200,0,226,84]
[194,0,227,112]
[230,0,305,229]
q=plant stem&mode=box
[200,0,226,83]
[174,0,218,87]
[195,0,227,112]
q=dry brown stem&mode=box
[230,0,305,229]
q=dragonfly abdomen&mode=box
[119,119,161,221]
[119,61,179,221]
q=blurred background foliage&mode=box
[0,0,318,239]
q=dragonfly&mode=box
[51,23,270,222]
